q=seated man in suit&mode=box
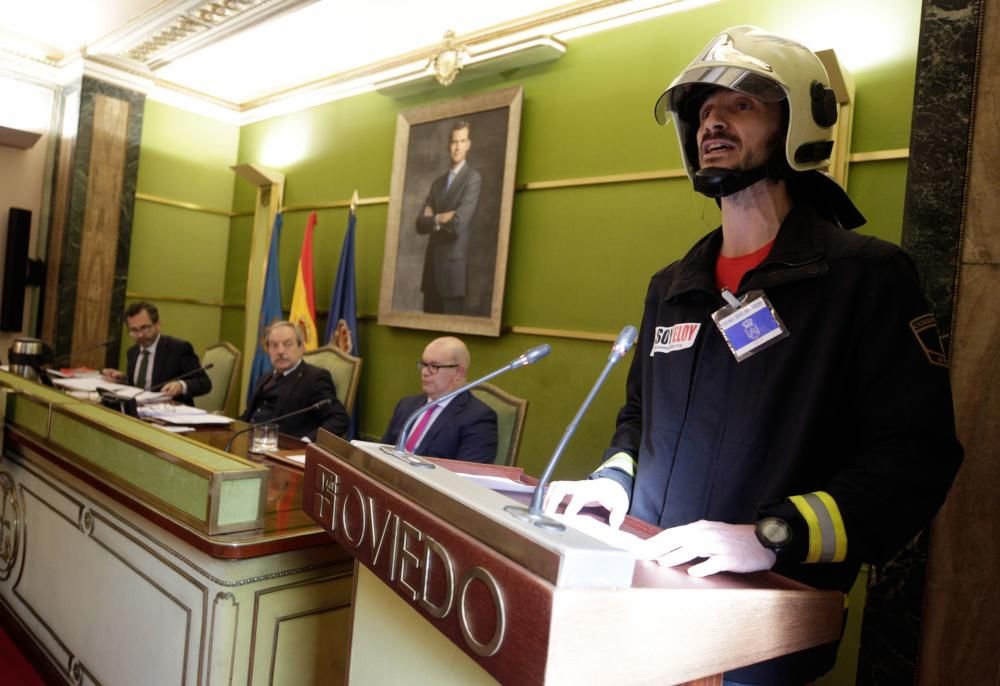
[243,320,350,441]
[101,301,211,406]
[382,336,497,463]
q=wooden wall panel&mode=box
[71,95,129,370]
[919,0,1000,682]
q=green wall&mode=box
[127,101,239,370]
[222,0,921,481]
[131,0,921,478]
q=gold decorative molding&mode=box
[518,168,689,191]
[143,149,907,221]
[125,292,236,309]
[847,148,909,163]
[430,31,469,87]
[135,192,235,217]
[280,195,390,213]
[506,326,617,343]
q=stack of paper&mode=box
[139,403,233,425]
[51,377,170,404]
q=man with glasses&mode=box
[101,301,211,406]
[382,336,497,463]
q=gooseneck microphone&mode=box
[224,398,332,452]
[150,363,214,392]
[506,325,638,532]
[381,344,552,468]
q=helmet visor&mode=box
[654,68,787,124]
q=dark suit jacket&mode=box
[381,391,497,464]
[126,335,211,406]
[242,361,350,441]
[415,163,482,299]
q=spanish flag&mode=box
[289,211,319,350]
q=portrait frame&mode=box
[378,86,523,337]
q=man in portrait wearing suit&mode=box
[382,336,497,463]
[415,120,482,315]
[101,301,211,406]
[243,320,350,441]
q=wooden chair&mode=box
[194,341,240,413]
[471,382,528,467]
[303,344,363,415]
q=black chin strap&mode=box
[693,165,769,198]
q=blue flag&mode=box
[325,207,360,438]
[248,213,284,404]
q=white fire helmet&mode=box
[653,25,839,182]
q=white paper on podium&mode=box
[553,514,649,559]
[456,473,535,494]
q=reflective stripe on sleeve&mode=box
[597,452,636,478]
[789,491,848,563]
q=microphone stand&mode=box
[149,363,214,392]
[224,398,331,453]
[379,344,552,469]
[506,326,638,532]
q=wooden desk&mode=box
[0,372,353,685]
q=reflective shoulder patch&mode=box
[650,323,701,356]
[909,314,948,368]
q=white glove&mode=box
[543,477,630,530]
[635,520,777,577]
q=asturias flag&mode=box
[248,212,284,404]
[289,211,319,350]
[326,195,360,438]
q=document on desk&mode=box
[52,378,170,403]
[156,413,233,426]
[155,425,196,433]
[51,376,110,392]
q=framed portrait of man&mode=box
[378,86,523,337]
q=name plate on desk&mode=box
[304,442,554,682]
[305,436,633,684]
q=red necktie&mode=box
[405,405,438,453]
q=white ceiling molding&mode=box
[0,0,717,124]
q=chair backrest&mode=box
[303,344,362,414]
[194,341,240,413]
[470,382,528,467]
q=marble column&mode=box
[46,77,144,369]
[857,0,983,683]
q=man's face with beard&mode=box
[695,88,784,172]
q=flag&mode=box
[326,192,360,438]
[289,211,319,350]
[248,212,284,404]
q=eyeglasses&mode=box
[416,361,460,374]
[127,324,156,337]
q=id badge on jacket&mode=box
[711,289,789,362]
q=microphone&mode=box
[381,344,552,468]
[224,398,332,452]
[505,325,638,532]
[149,363,214,392]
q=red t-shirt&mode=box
[715,239,775,293]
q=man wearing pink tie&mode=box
[382,336,497,463]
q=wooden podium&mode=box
[303,432,843,686]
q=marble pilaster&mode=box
[52,77,144,368]
[857,1,983,683]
